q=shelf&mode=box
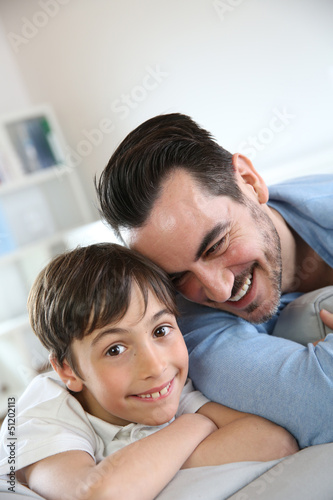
[0,104,98,413]
[0,163,70,195]
[0,227,83,266]
[0,163,95,261]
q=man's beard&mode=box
[243,198,282,324]
[208,198,283,323]
[243,263,281,324]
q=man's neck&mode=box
[289,228,333,293]
[270,207,333,293]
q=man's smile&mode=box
[229,272,253,302]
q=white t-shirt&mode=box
[0,372,209,475]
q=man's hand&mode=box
[312,309,333,345]
[320,309,333,331]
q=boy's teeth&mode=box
[138,382,171,399]
[229,275,252,302]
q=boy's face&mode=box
[66,285,189,427]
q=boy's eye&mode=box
[106,344,126,356]
[154,326,171,338]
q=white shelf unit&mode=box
[0,105,96,418]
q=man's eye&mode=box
[170,273,187,288]
[154,326,171,338]
[206,235,228,257]
[106,344,126,356]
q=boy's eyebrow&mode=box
[91,328,126,347]
[91,308,174,347]
[152,308,174,321]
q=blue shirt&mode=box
[177,175,333,448]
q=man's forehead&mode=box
[119,171,198,244]
[161,169,212,200]
[120,212,178,251]
[152,170,216,217]
[119,169,231,256]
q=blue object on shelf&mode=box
[0,202,17,255]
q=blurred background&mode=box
[0,0,332,418]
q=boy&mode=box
[0,243,298,500]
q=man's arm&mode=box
[177,298,333,448]
[22,413,216,500]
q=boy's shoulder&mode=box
[0,371,100,474]
[16,371,84,420]
[1,370,94,438]
[16,371,103,438]
[19,370,67,403]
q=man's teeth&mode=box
[229,275,252,302]
[137,382,171,399]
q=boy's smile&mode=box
[64,284,189,427]
[133,378,174,400]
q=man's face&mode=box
[125,168,282,324]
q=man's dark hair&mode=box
[96,113,244,242]
[28,243,178,377]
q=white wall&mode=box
[0,0,333,207]
[0,0,332,411]
[0,17,30,113]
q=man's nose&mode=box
[192,264,234,303]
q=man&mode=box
[96,113,333,448]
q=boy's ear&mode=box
[49,354,84,393]
[232,153,269,204]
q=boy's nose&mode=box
[137,344,167,379]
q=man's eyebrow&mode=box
[195,222,230,261]
[91,308,173,347]
[168,222,230,281]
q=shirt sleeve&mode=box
[177,296,333,449]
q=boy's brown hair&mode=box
[28,243,178,376]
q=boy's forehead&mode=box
[87,291,172,347]
[125,284,175,324]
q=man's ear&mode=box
[49,354,84,392]
[232,153,269,203]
